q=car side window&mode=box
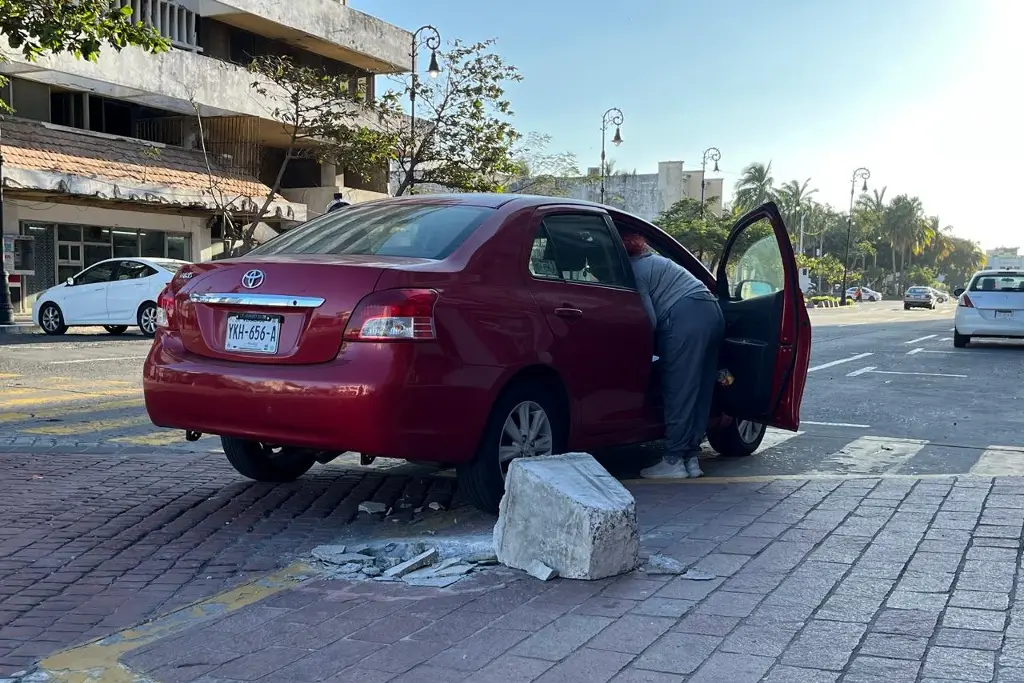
[529,214,632,288]
[116,261,156,280]
[75,263,116,286]
[724,220,785,301]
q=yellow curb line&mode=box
[623,472,1007,484]
[37,562,314,683]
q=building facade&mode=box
[1,0,411,312]
[985,247,1024,271]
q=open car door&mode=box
[714,201,811,431]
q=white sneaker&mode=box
[685,458,704,478]
[640,458,689,479]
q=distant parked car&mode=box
[904,286,938,310]
[953,270,1024,347]
[33,257,189,337]
[929,287,949,303]
[846,286,882,302]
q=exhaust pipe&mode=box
[184,430,202,442]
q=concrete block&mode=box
[384,548,439,578]
[493,453,638,581]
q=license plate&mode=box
[225,313,281,354]
[996,310,1013,320]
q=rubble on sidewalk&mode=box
[493,453,639,580]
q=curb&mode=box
[0,323,39,336]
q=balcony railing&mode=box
[113,0,201,53]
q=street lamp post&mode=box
[840,166,871,306]
[408,25,441,195]
[0,125,12,326]
[699,147,721,217]
[599,107,623,205]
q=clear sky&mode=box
[356,0,1023,250]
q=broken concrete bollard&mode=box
[493,453,639,581]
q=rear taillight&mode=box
[959,294,974,308]
[156,286,177,329]
[344,289,438,341]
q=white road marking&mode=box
[47,356,149,365]
[969,447,1024,477]
[808,353,874,372]
[846,366,876,377]
[920,350,957,355]
[870,370,968,378]
[907,348,923,355]
[939,337,952,342]
[805,436,928,475]
[802,421,871,428]
[905,334,937,344]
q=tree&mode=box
[0,1,168,106]
[775,178,818,234]
[734,161,776,211]
[506,132,580,197]
[238,54,397,250]
[653,197,730,265]
[381,39,523,196]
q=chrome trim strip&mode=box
[189,293,326,308]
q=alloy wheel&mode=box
[41,306,60,332]
[737,419,763,444]
[497,400,554,477]
[139,306,157,334]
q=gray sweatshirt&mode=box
[630,252,713,329]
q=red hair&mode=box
[620,232,648,257]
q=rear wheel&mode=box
[707,419,767,458]
[953,330,970,348]
[457,380,567,514]
[39,303,68,335]
[221,437,316,482]
[137,302,158,337]
[103,325,128,335]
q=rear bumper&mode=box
[903,299,933,307]
[955,308,1024,338]
[143,331,501,464]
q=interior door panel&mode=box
[717,292,784,418]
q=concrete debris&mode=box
[358,501,387,515]
[383,548,440,578]
[428,501,445,511]
[403,575,463,588]
[360,565,382,577]
[525,560,558,581]
[337,562,364,574]
[494,453,639,580]
[433,557,465,572]
[431,563,475,578]
[681,569,716,581]
[310,546,374,565]
[643,554,688,575]
[465,551,499,566]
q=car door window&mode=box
[529,214,632,287]
[116,261,156,280]
[723,225,785,301]
[74,263,116,286]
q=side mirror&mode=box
[953,287,965,297]
[65,277,74,286]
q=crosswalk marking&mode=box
[969,447,1024,476]
[803,436,927,476]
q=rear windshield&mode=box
[155,262,184,273]
[969,274,1024,292]
[907,287,930,294]
[250,202,494,259]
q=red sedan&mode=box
[143,195,811,512]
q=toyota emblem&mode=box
[241,269,265,289]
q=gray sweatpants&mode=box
[657,292,726,463]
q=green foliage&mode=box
[380,39,524,196]
[0,0,168,111]
[653,197,730,264]
[506,132,580,197]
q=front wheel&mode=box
[104,325,128,335]
[39,303,68,335]
[903,303,910,310]
[953,330,970,348]
[869,296,877,302]
[707,419,767,458]
[221,437,317,482]
[137,302,158,337]
[457,381,567,514]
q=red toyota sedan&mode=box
[143,195,811,512]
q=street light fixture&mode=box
[700,146,721,217]
[600,107,624,204]
[408,25,442,194]
[840,166,871,306]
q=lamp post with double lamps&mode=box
[407,25,442,194]
[599,107,623,204]
[699,146,721,217]
[840,167,871,306]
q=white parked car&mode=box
[845,286,883,302]
[33,257,189,337]
[953,270,1024,348]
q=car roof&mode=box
[370,193,606,211]
[972,270,1022,278]
[88,257,189,267]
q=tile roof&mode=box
[0,117,273,203]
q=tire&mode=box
[869,296,877,302]
[953,330,970,348]
[457,379,567,514]
[103,325,128,335]
[903,303,910,310]
[137,302,158,337]
[39,303,68,335]
[707,419,767,458]
[221,437,316,482]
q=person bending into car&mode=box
[619,230,725,479]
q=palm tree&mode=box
[776,178,818,242]
[883,195,924,292]
[734,162,776,211]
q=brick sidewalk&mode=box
[0,451,458,674]
[114,476,1024,683]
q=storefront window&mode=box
[112,229,139,258]
[140,231,166,257]
[57,224,82,241]
[167,234,190,261]
[82,226,106,242]
[84,243,111,267]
